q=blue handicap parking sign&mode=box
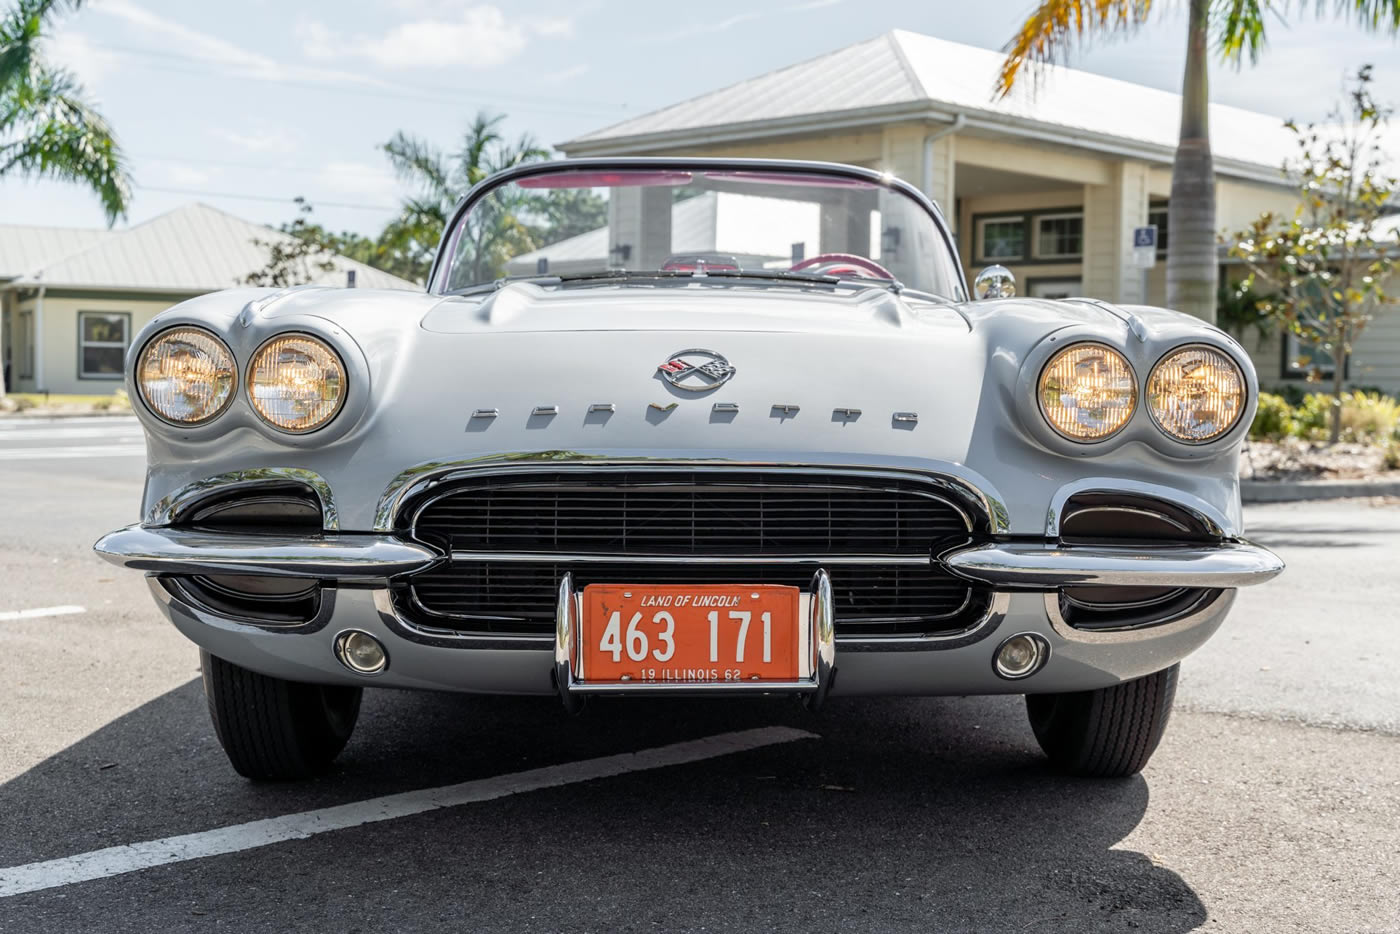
[1133,226,1158,249]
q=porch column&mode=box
[1082,161,1151,305]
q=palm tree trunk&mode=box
[1167,0,1218,322]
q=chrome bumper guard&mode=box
[552,570,837,711]
[941,540,1284,589]
[93,525,440,580]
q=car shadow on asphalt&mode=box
[0,677,1206,933]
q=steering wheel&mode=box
[790,252,894,280]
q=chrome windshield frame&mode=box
[425,156,967,301]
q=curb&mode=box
[1242,477,1400,503]
[0,410,134,420]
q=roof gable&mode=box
[570,32,923,145]
[562,29,1297,177]
[9,203,419,292]
[0,225,113,280]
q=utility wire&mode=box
[134,184,398,212]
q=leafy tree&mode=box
[242,198,338,288]
[1228,67,1398,444]
[382,111,549,284]
[997,0,1400,324]
[0,0,131,222]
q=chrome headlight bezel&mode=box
[1145,343,1248,445]
[246,332,349,435]
[135,326,239,427]
[1035,341,1139,444]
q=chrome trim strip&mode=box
[588,403,615,414]
[374,456,1006,534]
[446,551,934,566]
[941,541,1284,589]
[833,590,1008,652]
[471,408,499,419]
[1045,478,1232,539]
[1045,589,1237,645]
[94,525,441,579]
[145,468,340,530]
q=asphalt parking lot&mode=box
[1,417,1397,933]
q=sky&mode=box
[2,0,1398,238]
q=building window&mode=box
[1034,212,1084,259]
[1149,202,1169,254]
[977,215,1025,261]
[1283,332,1337,380]
[78,311,130,379]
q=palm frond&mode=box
[1325,0,1400,30]
[996,0,1153,97]
[1213,0,1273,63]
[382,131,450,200]
[0,65,131,222]
[458,111,505,188]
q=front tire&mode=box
[1026,664,1179,778]
[201,651,362,780]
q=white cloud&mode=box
[92,0,395,91]
[167,164,213,187]
[644,11,763,41]
[209,128,297,155]
[300,4,572,70]
[319,162,401,200]
[43,31,119,87]
[539,63,590,85]
[785,0,842,9]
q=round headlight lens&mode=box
[1037,343,1138,442]
[248,334,346,433]
[137,327,237,425]
[1147,345,1245,443]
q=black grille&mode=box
[409,470,971,556]
[401,470,984,639]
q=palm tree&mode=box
[1,0,131,223]
[381,112,549,284]
[997,0,1400,323]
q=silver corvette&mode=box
[96,158,1283,780]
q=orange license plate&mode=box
[581,584,802,685]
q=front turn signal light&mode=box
[1037,342,1137,442]
[137,327,237,425]
[1147,345,1245,443]
[247,334,346,433]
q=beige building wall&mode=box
[10,293,187,396]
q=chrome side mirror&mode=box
[974,265,1016,300]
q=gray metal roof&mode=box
[0,225,113,281]
[5,203,419,292]
[562,30,1298,178]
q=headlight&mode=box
[1037,342,1137,442]
[137,327,237,425]
[248,334,347,433]
[1147,345,1245,443]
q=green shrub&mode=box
[1292,393,1333,440]
[1249,393,1296,440]
[1338,391,1400,442]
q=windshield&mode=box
[435,165,965,299]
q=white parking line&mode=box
[0,444,145,461]
[0,725,816,898]
[0,605,86,622]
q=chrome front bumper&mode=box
[96,524,1284,591]
[97,523,1283,697]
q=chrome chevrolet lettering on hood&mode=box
[657,349,735,392]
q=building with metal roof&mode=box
[1,203,418,396]
[559,29,1400,392]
